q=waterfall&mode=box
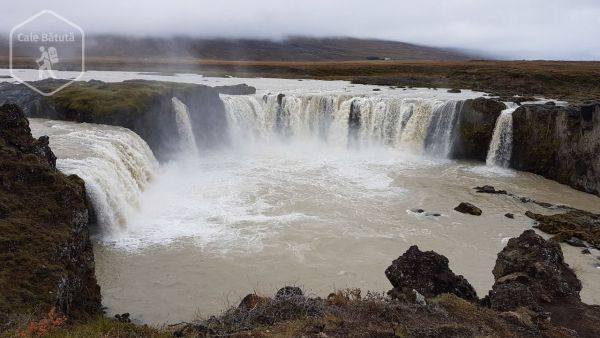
[424,101,463,158]
[29,119,159,232]
[222,93,465,157]
[171,97,199,155]
[486,107,517,167]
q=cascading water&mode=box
[424,100,463,158]
[222,93,464,157]
[486,106,517,167]
[29,118,158,232]
[171,97,199,155]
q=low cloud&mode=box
[4,0,600,60]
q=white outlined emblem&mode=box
[9,10,85,96]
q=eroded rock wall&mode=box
[451,98,506,161]
[0,104,101,325]
[511,103,600,196]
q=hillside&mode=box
[3,36,472,61]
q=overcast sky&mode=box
[4,0,600,60]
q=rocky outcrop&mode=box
[451,98,506,161]
[488,230,581,311]
[0,80,255,161]
[0,104,101,326]
[487,230,600,337]
[385,245,478,302]
[214,83,256,95]
[454,202,482,216]
[525,209,600,250]
[511,103,600,196]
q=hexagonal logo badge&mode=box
[10,10,84,96]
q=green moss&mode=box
[526,210,600,248]
[0,104,100,326]
[47,81,196,122]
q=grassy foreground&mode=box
[0,293,565,338]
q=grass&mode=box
[1,317,169,338]
[46,80,197,122]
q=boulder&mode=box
[475,185,507,194]
[488,230,600,337]
[454,202,482,216]
[385,245,478,302]
[488,230,581,312]
[275,286,304,300]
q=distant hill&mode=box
[2,36,474,61]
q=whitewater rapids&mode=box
[29,119,158,232]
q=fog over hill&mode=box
[2,35,473,61]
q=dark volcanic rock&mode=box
[385,245,478,302]
[214,83,256,95]
[475,185,507,194]
[451,98,506,161]
[275,286,304,300]
[525,209,600,249]
[489,230,581,311]
[488,230,600,337]
[0,104,101,325]
[454,202,482,216]
[511,103,600,196]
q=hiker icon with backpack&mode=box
[36,46,59,79]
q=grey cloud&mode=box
[4,0,600,60]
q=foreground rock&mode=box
[488,230,582,311]
[385,245,478,302]
[488,230,600,337]
[511,102,600,196]
[454,202,483,216]
[0,104,101,327]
